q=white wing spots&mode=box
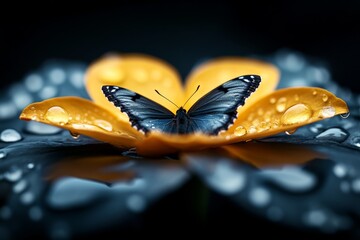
[243,78,250,83]
[250,75,255,79]
[238,76,244,79]
[110,89,117,93]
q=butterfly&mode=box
[102,75,261,135]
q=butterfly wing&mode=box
[187,75,261,135]
[102,86,176,133]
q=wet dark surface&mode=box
[1,51,360,239]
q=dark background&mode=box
[1,0,360,91]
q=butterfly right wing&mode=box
[102,86,176,133]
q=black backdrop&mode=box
[1,0,360,91]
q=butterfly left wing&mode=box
[102,86,177,133]
[187,75,261,135]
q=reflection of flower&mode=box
[19,54,348,156]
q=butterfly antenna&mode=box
[182,85,200,108]
[155,89,180,108]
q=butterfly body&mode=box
[102,75,261,135]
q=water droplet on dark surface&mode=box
[316,128,348,142]
[340,112,350,119]
[4,167,22,182]
[248,187,271,207]
[351,136,360,148]
[0,151,6,159]
[261,166,316,192]
[1,129,22,142]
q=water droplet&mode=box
[38,86,58,99]
[126,194,146,213]
[281,104,312,125]
[294,94,299,101]
[267,206,283,221]
[257,108,264,116]
[285,128,297,135]
[29,206,43,221]
[1,129,22,142]
[322,94,328,102]
[276,97,287,113]
[13,179,27,193]
[12,90,33,110]
[47,177,107,210]
[94,119,113,131]
[248,187,271,207]
[49,68,66,85]
[45,106,69,125]
[316,128,348,142]
[269,98,276,104]
[0,101,17,120]
[248,126,257,134]
[25,121,62,135]
[333,164,347,178]
[261,166,316,192]
[312,90,318,96]
[69,131,80,139]
[234,126,247,136]
[304,209,327,227]
[351,136,360,148]
[310,123,323,133]
[0,151,6,159]
[351,178,360,193]
[20,191,35,205]
[0,207,12,220]
[24,73,43,92]
[340,112,350,119]
[4,168,22,182]
[206,161,246,195]
[69,70,85,88]
[319,106,336,118]
[27,163,35,169]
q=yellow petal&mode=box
[136,132,231,156]
[226,87,349,140]
[86,54,185,120]
[19,97,143,148]
[222,142,326,168]
[184,57,280,112]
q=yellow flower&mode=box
[19,54,349,156]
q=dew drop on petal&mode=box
[315,128,348,142]
[285,128,297,135]
[234,126,247,136]
[333,164,347,178]
[281,104,312,125]
[0,151,6,159]
[0,129,22,142]
[93,119,113,132]
[322,94,329,102]
[312,90,318,96]
[13,179,27,194]
[340,112,350,119]
[45,106,69,125]
[4,167,22,182]
[276,97,287,113]
[248,126,257,134]
[319,106,336,118]
[351,136,360,148]
[269,98,276,104]
[69,131,80,139]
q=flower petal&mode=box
[86,54,185,119]
[19,97,143,148]
[222,142,326,168]
[227,87,349,140]
[184,57,280,112]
